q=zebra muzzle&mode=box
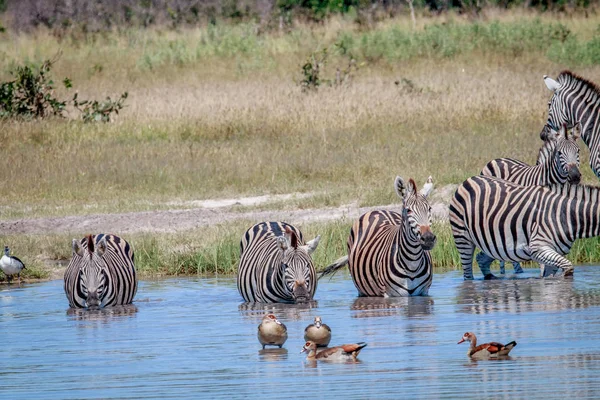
[292,281,310,303]
[567,165,581,184]
[420,230,437,250]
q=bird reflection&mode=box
[351,296,434,318]
[66,304,138,321]
[238,300,318,322]
[258,348,288,361]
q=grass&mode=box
[2,10,600,279]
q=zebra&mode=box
[478,123,581,275]
[449,175,600,280]
[542,71,600,178]
[64,234,137,309]
[237,222,320,304]
[320,176,436,297]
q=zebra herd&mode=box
[52,70,600,310]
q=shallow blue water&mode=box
[2,267,600,399]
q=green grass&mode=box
[4,220,600,282]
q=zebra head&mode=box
[72,235,109,309]
[395,175,437,251]
[547,123,581,184]
[276,227,320,303]
[542,74,574,140]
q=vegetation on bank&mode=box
[4,220,600,282]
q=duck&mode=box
[304,316,332,347]
[301,340,367,361]
[0,246,26,284]
[457,332,517,359]
[258,314,288,349]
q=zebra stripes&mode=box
[449,175,600,280]
[543,71,600,178]
[481,123,581,186]
[320,176,436,297]
[64,234,137,309]
[237,222,320,304]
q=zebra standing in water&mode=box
[478,123,581,276]
[64,234,137,308]
[450,175,600,280]
[237,222,320,304]
[320,176,436,297]
[543,71,600,178]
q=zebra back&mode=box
[481,124,580,186]
[64,234,137,309]
[346,176,435,297]
[543,71,600,177]
[237,222,319,304]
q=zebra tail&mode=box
[318,255,349,280]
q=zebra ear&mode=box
[559,123,568,140]
[394,176,407,199]
[544,75,560,92]
[72,239,84,257]
[284,226,299,249]
[95,237,107,257]
[276,236,289,251]
[572,122,582,140]
[304,235,320,255]
[420,176,434,198]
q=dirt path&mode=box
[0,186,456,235]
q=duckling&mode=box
[301,340,367,361]
[304,316,332,347]
[258,314,288,349]
[458,332,517,359]
[0,246,26,284]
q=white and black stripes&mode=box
[543,71,600,178]
[237,222,320,304]
[481,124,581,186]
[64,234,137,308]
[321,176,436,297]
[450,175,600,280]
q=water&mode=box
[3,267,600,399]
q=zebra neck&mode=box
[575,99,600,145]
[398,222,424,262]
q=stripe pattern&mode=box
[343,176,436,297]
[237,222,320,304]
[543,71,600,177]
[449,175,600,280]
[481,124,581,186]
[64,234,137,308]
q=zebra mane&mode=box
[536,137,555,165]
[558,70,600,98]
[86,234,94,253]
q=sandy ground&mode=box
[0,186,456,236]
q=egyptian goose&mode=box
[304,316,332,347]
[458,332,517,359]
[0,246,26,284]
[301,340,367,361]
[258,314,288,349]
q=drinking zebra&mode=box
[478,123,581,275]
[237,222,320,304]
[320,176,436,297]
[542,71,600,178]
[64,234,137,309]
[449,175,600,280]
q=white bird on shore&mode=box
[1,246,26,284]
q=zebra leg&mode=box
[475,252,498,280]
[540,264,559,278]
[513,262,524,274]
[455,238,476,280]
[530,247,573,278]
[499,261,506,275]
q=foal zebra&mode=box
[64,234,137,308]
[543,71,600,178]
[450,175,600,280]
[320,176,436,297]
[478,124,581,275]
[237,222,320,304]
[481,123,581,187]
